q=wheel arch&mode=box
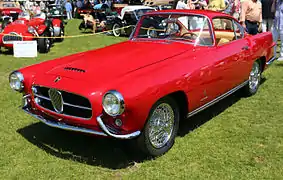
[258,56,266,72]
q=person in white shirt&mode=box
[176,0,189,9]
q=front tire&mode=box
[243,60,262,96]
[136,97,180,157]
[38,32,51,53]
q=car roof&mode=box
[122,5,155,12]
[146,9,232,19]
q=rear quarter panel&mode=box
[246,32,275,69]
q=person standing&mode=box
[232,0,241,20]
[240,0,262,35]
[272,0,283,60]
[208,0,226,12]
[65,0,73,20]
[261,0,275,32]
[176,0,189,9]
[191,0,208,9]
[40,0,46,12]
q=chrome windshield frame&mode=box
[129,12,216,47]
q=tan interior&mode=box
[190,31,241,45]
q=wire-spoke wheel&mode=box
[136,96,179,157]
[243,60,262,96]
[112,23,121,37]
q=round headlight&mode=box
[28,26,35,33]
[9,71,24,92]
[102,90,125,116]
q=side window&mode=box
[212,18,235,45]
[233,21,245,39]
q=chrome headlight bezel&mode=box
[28,26,35,34]
[102,90,125,117]
[9,71,24,92]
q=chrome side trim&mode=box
[187,80,248,118]
[22,107,108,137]
[266,56,276,65]
[96,115,141,139]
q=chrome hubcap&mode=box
[148,103,174,149]
[249,62,260,91]
[46,38,50,49]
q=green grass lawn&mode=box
[1,19,283,179]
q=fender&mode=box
[36,24,48,35]
[52,18,62,27]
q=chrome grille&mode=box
[48,89,63,113]
[3,32,23,44]
[32,85,92,119]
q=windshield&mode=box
[3,3,16,7]
[134,9,155,18]
[132,13,214,46]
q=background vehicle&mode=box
[107,5,155,37]
[0,1,22,21]
[0,12,64,53]
[9,10,275,157]
[46,3,66,42]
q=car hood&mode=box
[3,23,28,33]
[45,40,191,83]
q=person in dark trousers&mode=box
[240,0,262,35]
[262,0,275,32]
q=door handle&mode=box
[242,46,249,50]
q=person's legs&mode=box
[262,19,267,32]
[93,20,96,33]
[67,11,70,19]
[278,30,283,60]
[245,20,258,35]
[268,18,274,31]
[272,26,279,58]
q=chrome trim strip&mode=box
[63,102,92,110]
[96,115,141,139]
[34,93,92,110]
[266,56,276,65]
[22,107,141,139]
[187,80,248,118]
[34,93,51,101]
[22,107,108,137]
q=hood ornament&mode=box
[54,76,61,83]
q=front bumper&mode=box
[266,56,276,65]
[22,96,141,140]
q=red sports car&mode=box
[0,1,22,20]
[0,12,64,53]
[9,10,275,157]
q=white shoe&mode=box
[277,57,283,61]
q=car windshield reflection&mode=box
[133,13,214,46]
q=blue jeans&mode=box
[272,26,283,58]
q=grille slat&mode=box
[3,32,23,44]
[32,86,92,119]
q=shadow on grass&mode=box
[179,77,266,136]
[17,78,267,169]
[17,124,149,169]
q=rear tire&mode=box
[136,96,180,157]
[242,60,262,96]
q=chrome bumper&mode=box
[266,56,276,65]
[22,107,141,139]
